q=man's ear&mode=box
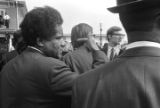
[36,38,44,47]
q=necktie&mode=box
[110,48,115,61]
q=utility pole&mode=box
[99,23,102,48]
[16,0,19,29]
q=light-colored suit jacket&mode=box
[102,43,124,61]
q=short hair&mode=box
[20,6,63,46]
[106,26,122,41]
[71,23,93,48]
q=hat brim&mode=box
[107,0,160,13]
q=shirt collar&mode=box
[28,46,44,54]
[126,41,160,50]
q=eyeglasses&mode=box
[53,35,64,40]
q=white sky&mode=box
[24,0,123,34]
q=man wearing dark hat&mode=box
[72,0,160,108]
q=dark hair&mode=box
[71,23,93,48]
[20,6,63,46]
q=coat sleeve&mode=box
[49,60,79,96]
[72,79,78,108]
[62,53,76,72]
[92,50,108,68]
[101,43,108,55]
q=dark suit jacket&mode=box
[102,43,124,59]
[102,43,109,55]
[0,47,107,108]
[72,47,160,108]
[2,50,18,63]
[63,46,108,74]
[1,47,79,108]
[0,50,18,71]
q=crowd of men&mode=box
[1,0,160,108]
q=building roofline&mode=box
[0,1,25,7]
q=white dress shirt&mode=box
[107,44,121,60]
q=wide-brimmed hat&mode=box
[108,0,160,13]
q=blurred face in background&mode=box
[108,31,125,45]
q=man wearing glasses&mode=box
[102,26,125,61]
